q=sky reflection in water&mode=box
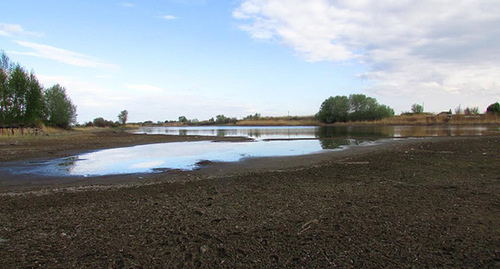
[2,125,497,177]
[59,138,374,176]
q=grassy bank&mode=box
[153,114,500,127]
[336,113,500,126]
[1,114,497,139]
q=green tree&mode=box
[486,102,499,114]
[24,73,45,126]
[215,114,237,124]
[411,103,424,114]
[93,117,106,127]
[6,65,29,125]
[215,114,227,124]
[44,84,77,128]
[244,113,261,120]
[318,94,394,123]
[0,58,9,126]
[349,94,378,121]
[0,52,44,127]
[118,110,128,125]
[374,104,395,120]
[178,116,188,123]
[316,96,350,123]
[464,107,479,115]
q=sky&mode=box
[1,0,499,123]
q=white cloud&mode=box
[0,23,43,37]
[234,0,500,112]
[162,15,178,20]
[125,84,165,93]
[37,75,258,123]
[122,2,136,8]
[12,41,118,70]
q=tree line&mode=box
[0,52,77,129]
[316,94,394,123]
[84,110,128,128]
[407,102,498,115]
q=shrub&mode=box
[486,102,499,114]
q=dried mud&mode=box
[0,135,499,268]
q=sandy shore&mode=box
[0,131,498,268]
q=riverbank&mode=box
[0,128,251,162]
[0,135,498,267]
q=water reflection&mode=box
[315,126,394,138]
[138,125,498,139]
[1,125,497,177]
[63,138,376,176]
[320,138,354,149]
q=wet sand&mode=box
[0,132,498,268]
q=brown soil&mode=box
[0,132,498,268]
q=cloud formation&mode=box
[0,23,43,37]
[13,41,118,70]
[122,2,136,8]
[162,15,178,20]
[234,0,500,109]
[125,84,165,93]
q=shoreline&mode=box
[1,136,434,193]
[0,132,496,193]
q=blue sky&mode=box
[1,0,499,123]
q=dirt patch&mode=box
[0,136,498,268]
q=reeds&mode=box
[344,114,500,126]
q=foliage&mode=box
[486,102,499,114]
[411,103,424,114]
[317,94,394,123]
[215,114,237,124]
[244,113,261,120]
[0,51,76,128]
[0,53,46,127]
[464,107,479,115]
[91,117,118,127]
[25,73,45,126]
[455,105,463,115]
[178,116,188,123]
[44,84,77,129]
[316,96,350,123]
[118,110,128,125]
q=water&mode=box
[137,125,499,139]
[1,125,497,177]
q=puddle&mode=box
[0,125,497,177]
[0,138,376,177]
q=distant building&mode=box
[437,111,452,122]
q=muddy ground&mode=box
[0,132,498,268]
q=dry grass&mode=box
[236,116,319,126]
[0,126,74,141]
[237,114,499,126]
[334,114,500,126]
[236,119,319,126]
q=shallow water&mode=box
[137,125,499,139]
[0,138,376,177]
[0,125,497,177]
